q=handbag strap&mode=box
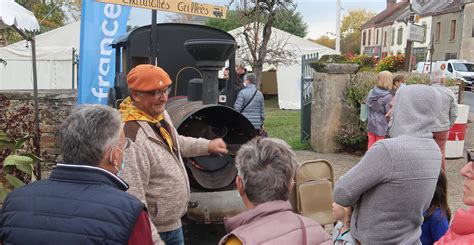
[296,215,308,245]
[239,89,258,113]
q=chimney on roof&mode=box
[387,0,396,8]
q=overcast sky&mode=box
[127,0,386,39]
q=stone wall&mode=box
[310,64,359,153]
[0,90,77,166]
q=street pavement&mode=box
[295,111,474,215]
[464,91,474,112]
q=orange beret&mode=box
[127,65,172,92]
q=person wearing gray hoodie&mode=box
[334,84,442,244]
[366,71,393,149]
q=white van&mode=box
[412,62,435,73]
[437,60,474,87]
[412,60,474,87]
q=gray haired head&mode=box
[235,58,245,68]
[430,70,446,85]
[244,73,256,84]
[236,137,298,205]
[59,104,122,166]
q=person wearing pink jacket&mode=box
[435,149,474,244]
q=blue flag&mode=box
[78,1,131,104]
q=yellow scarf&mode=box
[119,97,174,152]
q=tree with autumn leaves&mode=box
[0,1,79,45]
[312,9,375,55]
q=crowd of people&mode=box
[0,64,472,245]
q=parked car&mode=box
[412,60,474,89]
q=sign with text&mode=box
[96,0,227,19]
[78,2,131,104]
[408,23,425,43]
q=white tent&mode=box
[229,25,338,109]
[0,21,80,90]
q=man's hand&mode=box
[208,138,228,154]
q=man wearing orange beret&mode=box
[118,64,228,245]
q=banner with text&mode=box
[97,0,227,19]
[78,1,131,104]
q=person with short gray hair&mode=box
[243,73,256,85]
[429,70,458,170]
[61,104,122,166]
[219,137,331,245]
[234,73,265,134]
[0,105,154,245]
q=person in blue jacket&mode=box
[421,171,451,244]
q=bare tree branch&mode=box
[232,0,297,88]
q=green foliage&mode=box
[318,54,348,63]
[1,2,65,44]
[206,10,243,32]
[376,54,405,72]
[345,72,377,105]
[0,95,40,204]
[406,73,430,85]
[340,9,375,55]
[311,35,335,49]
[445,78,457,87]
[272,9,307,37]
[205,9,308,37]
[264,96,311,150]
[341,9,376,36]
[31,2,65,32]
[336,71,435,151]
[341,32,361,55]
[349,54,376,69]
[0,132,39,203]
[336,72,376,151]
[309,54,353,72]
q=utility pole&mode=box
[336,0,341,53]
[404,10,415,71]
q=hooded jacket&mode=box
[334,85,442,244]
[429,83,458,132]
[366,86,392,136]
[435,207,474,244]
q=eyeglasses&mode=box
[141,87,172,97]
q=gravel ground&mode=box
[294,112,474,214]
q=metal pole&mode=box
[429,33,434,74]
[227,53,236,107]
[335,0,341,53]
[404,11,415,71]
[72,48,75,89]
[150,10,158,65]
[31,36,41,180]
[300,54,305,142]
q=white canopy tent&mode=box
[0,21,80,90]
[0,0,43,178]
[229,25,338,109]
